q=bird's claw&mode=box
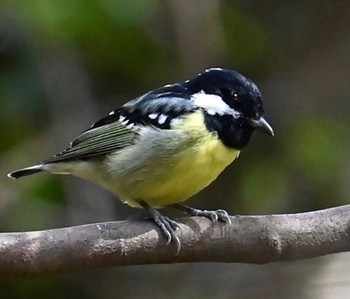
[191,208,231,225]
[172,204,232,225]
[214,209,231,225]
[148,208,181,253]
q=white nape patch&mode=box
[148,113,158,120]
[158,114,167,125]
[109,110,115,115]
[191,91,239,117]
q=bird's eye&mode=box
[231,91,239,101]
[218,88,236,100]
[217,88,241,108]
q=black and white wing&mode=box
[44,83,197,164]
[98,83,197,129]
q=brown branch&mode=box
[0,204,350,277]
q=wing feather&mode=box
[44,121,137,163]
[44,85,195,163]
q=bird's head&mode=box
[185,68,274,149]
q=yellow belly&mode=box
[142,136,240,207]
[108,111,240,208]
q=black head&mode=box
[185,68,273,149]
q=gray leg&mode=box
[140,201,181,253]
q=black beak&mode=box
[250,117,274,136]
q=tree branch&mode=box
[1,204,350,277]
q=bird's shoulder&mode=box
[91,83,198,130]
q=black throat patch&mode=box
[204,113,255,150]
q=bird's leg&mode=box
[171,204,232,225]
[140,201,181,253]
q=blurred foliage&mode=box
[1,0,350,298]
[290,118,349,184]
[221,4,272,73]
[12,0,171,88]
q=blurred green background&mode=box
[1,1,350,298]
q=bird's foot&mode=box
[140,201,181,253]
[171,204,232,225]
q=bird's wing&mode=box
[44,120,137,163]
[44,84,197,163]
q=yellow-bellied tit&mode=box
[8,68,274,250]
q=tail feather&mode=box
[7,165,44,180]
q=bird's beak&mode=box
[250,117,274,136]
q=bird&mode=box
[8,68,274,251]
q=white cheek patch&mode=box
[191,91,239,118]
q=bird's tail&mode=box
[7,165,44,180]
